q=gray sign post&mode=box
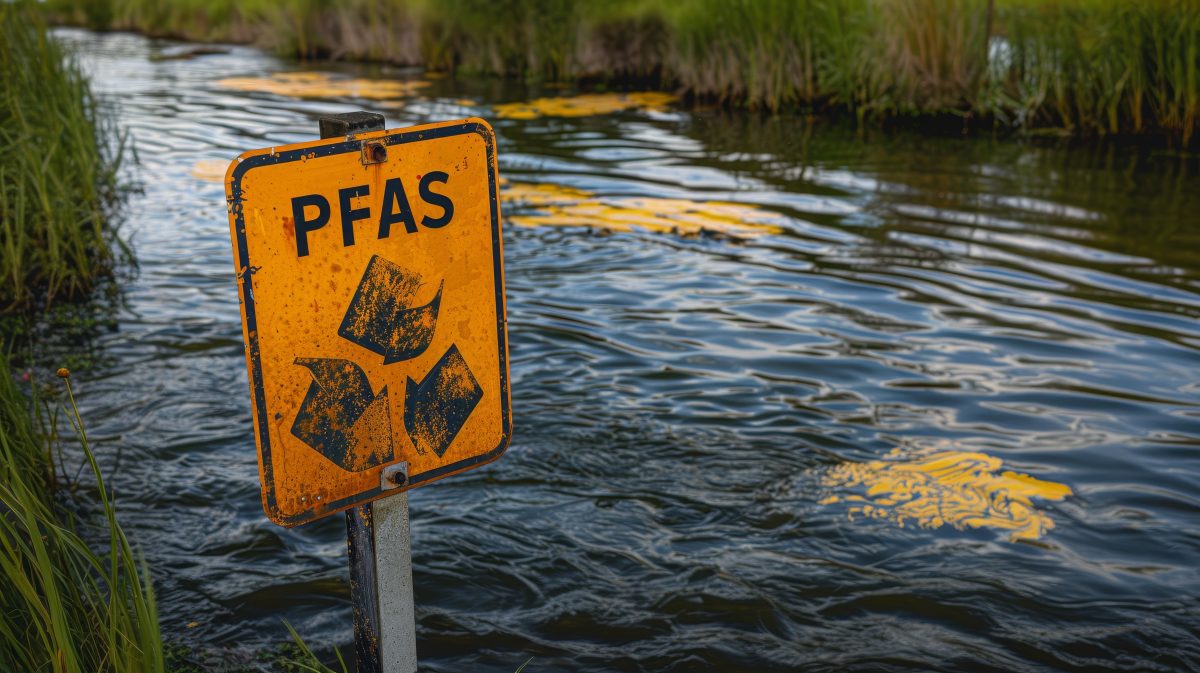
[320,111,419,673]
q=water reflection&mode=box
[190,158,226,182]
[503,180,784,238]
[56,28,1200,673]
[494,92,677,119]
[214,71,430,101]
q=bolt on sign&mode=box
[224,118,511,527]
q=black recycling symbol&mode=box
[339,255,443,364]
[291,254,483,471]
[290,358,393,472]
[405,345,483,458]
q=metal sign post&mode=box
[320,112,417,673]
[347,490,416,673]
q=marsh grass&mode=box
[998,0,1200,143]
[0,3,157,667]
[662,0,838,109]
[49,0,422,63]
[44,0,1200,142]
[1,0,129,313]
[0,362,163,672]
[280,621,350,673]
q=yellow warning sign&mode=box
[224,118,510,527]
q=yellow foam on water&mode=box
[819,450,1072,541]
[190,158,227,183]
[494,92,677,119]
[501,181,590,206]
[214,72,429,101]
[501,181,783,239]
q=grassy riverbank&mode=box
[1,1,128,313]
[46,0,1200,143]
[0,3,163,672]
[0,362,164,672]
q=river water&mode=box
[58,29,1200,672]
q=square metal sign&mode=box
[224,118,510,527]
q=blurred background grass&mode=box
[45,0,1200,143]
[1,2,162,671]
[1,0,129,313]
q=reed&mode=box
[660,0,838,109]
[659,0,1200,136]
[0,0,128,313]
[40,0,1200,140]
[412,0,582,79]
[998,0,1200,143]
[1,3,159,668]
[48,0,422,63]
[0,363,163,672]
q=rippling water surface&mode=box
[58,29,1200,672]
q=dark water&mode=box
[58,29,1200,672]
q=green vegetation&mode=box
[1,0,128,313]
[46,0,1200,143]
[998,0,1200,141]
[0,363,163,672]
[0,361,339,668]
[0,5,159,673]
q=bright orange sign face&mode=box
[224,118,510,527]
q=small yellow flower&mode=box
[56,368,70,379]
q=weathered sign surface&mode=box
[225,118,510,526]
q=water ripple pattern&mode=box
[57,29,1200,672]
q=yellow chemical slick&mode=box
[502,181,784,239]
[494,92,677,119]
[190,158,227,183]
[819,449,1072,541]
[214,72,429,101]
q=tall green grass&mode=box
[1,5,160,672]
[999,0,1200,142]
[659,0,843,109]
[49,0,422,63]
[660,0,1199,141]
[414,0,583,79]
[0,362,163,672]
[1,0,128,313]
[42,0,1200,139]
